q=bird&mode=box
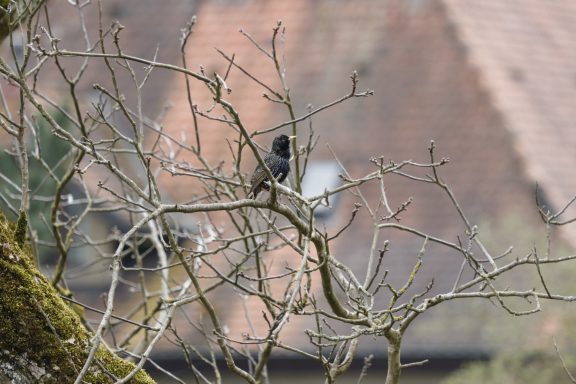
[248,134,294,198]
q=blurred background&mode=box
[3,0,576,382]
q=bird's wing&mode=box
[249,164,267,194]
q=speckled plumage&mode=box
[248,135,292,198]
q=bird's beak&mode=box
[288,135,297,140]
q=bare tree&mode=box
[1,2,576,384]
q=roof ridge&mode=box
[440,0,537,193]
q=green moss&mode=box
[0,212,155,383]
[13,209,27,249]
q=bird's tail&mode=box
[247,186,259,199]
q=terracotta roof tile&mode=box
[445,0,576,221]
[5,0,573,359]
[157,0,565,356]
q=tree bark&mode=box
[385,329,402,384]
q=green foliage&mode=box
[0,0,46,43]
[0,108,74,258]
[442,352,576,384]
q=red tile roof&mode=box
[156,0,576,357]
[5,0,574,360]
[445,0,576,219]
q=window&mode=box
[301,161,341,218]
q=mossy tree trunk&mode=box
[0,213,155,383]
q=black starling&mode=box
[248,134,294,198]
